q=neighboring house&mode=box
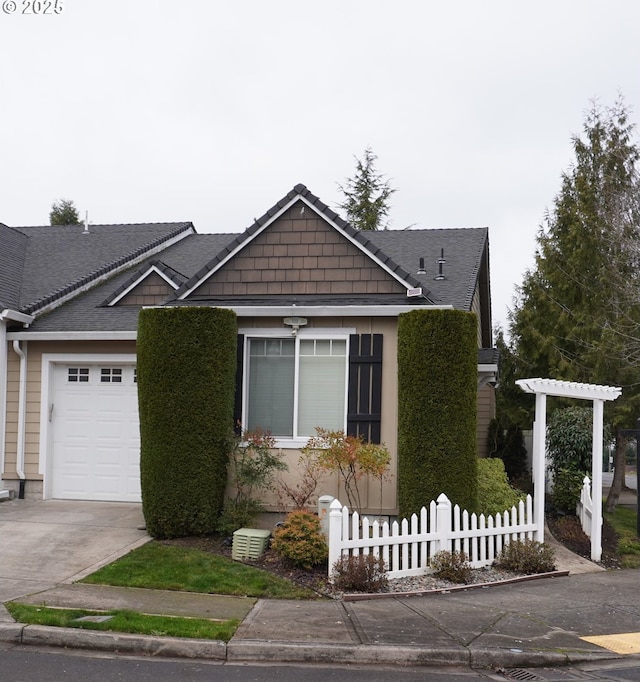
[0,184,497,514]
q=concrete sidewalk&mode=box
[2,568,640,667]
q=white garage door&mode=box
[50,363,141,501]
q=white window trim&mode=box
[239,327,355,449]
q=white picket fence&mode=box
[327,493,538,580]
[577,475,593,537]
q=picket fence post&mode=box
[327,498,343,582]
[435,493,452,554]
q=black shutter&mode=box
[347,333,383,443]
[234,334,244,435]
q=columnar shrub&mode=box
[137,307,237,538]
[397,309,478,518]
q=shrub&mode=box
[137,307,237,538]
[331,554,388,592]
[398,309,478,519]
[271,511,328,569]
[430,550,472,584]
[495,539,556,574]
[546,407,597,473]
[552,467,587,515]
[476,458,525,517]
[487,416,529,482]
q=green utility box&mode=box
[232,528,271,560]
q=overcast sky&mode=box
[2,0,639,333]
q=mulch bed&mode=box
[546,513,621,569]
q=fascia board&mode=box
[160,304,454,317]
[7,331,137,341]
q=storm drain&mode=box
[502,670,542,681]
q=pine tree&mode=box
[50,198,80,225]
[338,147,395,230]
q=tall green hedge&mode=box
[137,307,237,538]
[397,309,478,518]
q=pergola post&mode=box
[532,392,547,543]
[591,399,604,562]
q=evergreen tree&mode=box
[50,198,80,225]
[510,99,640,386]
[338,147,396,230]
[508,98,640,511]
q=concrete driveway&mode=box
[0,499,149,602]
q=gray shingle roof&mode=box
[4,186,491,335]
[366,227,489,310]
[12,222,194,313]
[0,223,28,310]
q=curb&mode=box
[0,621,620,668]
[0,622,225,660]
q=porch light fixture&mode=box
[283,316,308,335]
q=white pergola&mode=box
[516,378,622,562]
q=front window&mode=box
[246,335,347,440]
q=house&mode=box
[0,184,496,514]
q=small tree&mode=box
[218,429,287,534]
[50,198,80,225]
[337,147,396,230]
[302,428,391,514]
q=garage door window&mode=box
[67,367,89,383]
[101,368,123,383]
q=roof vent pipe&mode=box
[83,211,90,234]
[435,249,446,280]
[416,257,426,275]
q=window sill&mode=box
[273,438,311,450]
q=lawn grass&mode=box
[604,506,640,568]
[81,541,319,599]
[5,602,239,641]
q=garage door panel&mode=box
[51,364,141,502]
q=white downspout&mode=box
[0,321,7,496]
[12,340,27,495]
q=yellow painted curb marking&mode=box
[580,632,640,655]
